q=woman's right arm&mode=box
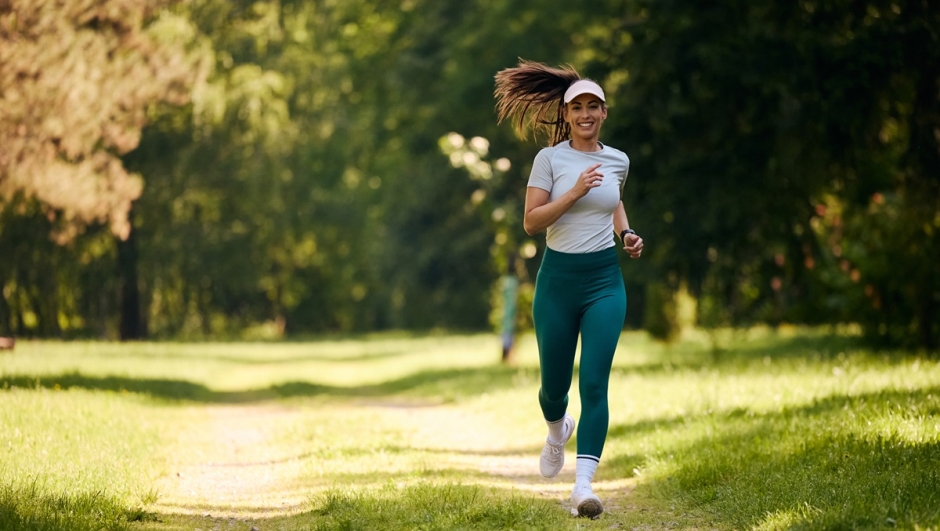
[523,163,604,235]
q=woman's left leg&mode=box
[569,271,625,518]
[575,281,626,460]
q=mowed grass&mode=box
[0,328,938,530]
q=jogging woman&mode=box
[494,60,643,518]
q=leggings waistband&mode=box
[540,246,620,276]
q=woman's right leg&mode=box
[533,272,580,422]
[533,270,581,478]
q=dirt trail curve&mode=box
[151,402,635,520]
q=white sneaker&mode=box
[570,482,604,518]
[539,413,575,478]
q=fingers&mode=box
[583,164,604,188]
[623,236,644,258]
[583,164,603,179]
[574,165,604,197]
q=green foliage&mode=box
[1,0,937,348]
[591,0,940,348]
[642,281,679,342]
[0,0,200,240]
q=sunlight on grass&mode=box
[3,334,508,396]
[306,483,561,531]
[2,327,939,530]
[0,483,155,531]
[753,504,820,531]
[597,331,940,530]
[0,388,166,499]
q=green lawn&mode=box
[1,328,938,530]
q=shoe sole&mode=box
[577,498,604,519]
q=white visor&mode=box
[564,79,606,104]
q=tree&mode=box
[0,0,201,337]
[0,0,199,240]
[593,0,939,348]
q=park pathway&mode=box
[152,404,310,519]
[150,400,636,521]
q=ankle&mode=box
[546,415,569,443]
[575,455,599,485]
[574,480,592,491]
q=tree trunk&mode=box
[908,30,940,351]
[118,208,144,340]
[0,286,11,336]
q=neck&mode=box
[569,138,601,152]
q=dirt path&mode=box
[150,401,637,521]
[378,401,638,516]
[152,404,309,519]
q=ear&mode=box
[601,104,608,120]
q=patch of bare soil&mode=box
[152,404,308,519]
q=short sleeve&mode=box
[526,148,554,192]
[619,153,630,197]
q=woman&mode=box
[494,60,643,518]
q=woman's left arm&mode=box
[613,201,643,259]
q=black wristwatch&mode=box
[620,229,636,242]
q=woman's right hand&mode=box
[572,163,604,198]
[524,163,605,235]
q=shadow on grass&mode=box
[610,331,918,377]
[149,481,573,531]
[713,330,878,362]
[90,347,417,365]
[0,331,919,404]
[0,365,542,403]
[606,385,940,530]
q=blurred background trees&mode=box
[1,0,937,349]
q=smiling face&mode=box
[563,93,607,142]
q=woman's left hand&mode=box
[623,233,643,259]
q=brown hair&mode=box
[494,59,582,147]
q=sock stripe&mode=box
[576,454,600,463]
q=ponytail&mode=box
[494,59,581,146]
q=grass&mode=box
[309,483,560,531]
[0,327,938,530]
[0,387,164,530]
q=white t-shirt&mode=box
[527,141,630,254]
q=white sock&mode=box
[546,417,568,443]
[575,455,599,487]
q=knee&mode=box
[579,380,608,406]
[539,386,567,405]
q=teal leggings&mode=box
[533,247,626,459]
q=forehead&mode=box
[568,93,603,105]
